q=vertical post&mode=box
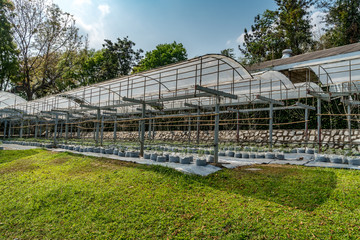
[236,111,240,143]
[34,119,38,139]
[148,113,152,139]
[65,113,69,141]
[100,115,104,146]
[70,122,73,139]
[188,117,191,144]
[214,97,220,164]
[20,119,23,138]
[3,120,7,139]
[304,108,309,141]
[197,107,200,145]
[152,118,155,140]
[39,123,42,138]
[54,115,58,146]
[347,103,352,149]
[269,103,274,150]
[95,109,100,146]
[140,103,146,157]
[77,123,81,139]
[317,98,322,153]
[45,124,48,139]
[8,121,11,138]
[59,122,63,138]
[113,115,117,142]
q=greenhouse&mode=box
[1,43,360,165]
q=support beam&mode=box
[214,97,220,164]
[101,115,104,146]
[53,115,59,146]
[295,102,316,111]
[123,97,163,109]
[65,113,69,141]
[197,107,200,144]
[8,121,11,138]
[140,103,146,157]
[317,98,322,153]
[20,120,23,138]
[95,109,100,146]
[307,90,331,102]
[256,95,284,106]
[347,102,352,149]
[113,115,117,142]
[305,108,309,140]
[79,104,116,111]
[195,85,238,99]
[269,103,274,149]
[3,120,7,139]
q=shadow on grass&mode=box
[44,152,338,212]
[139,164,337,212]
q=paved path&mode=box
[2,143,360,175]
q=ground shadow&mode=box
[54,152,337,212]
[138,163,337,212]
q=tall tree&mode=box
[7,0,82,100]
[0,0,19,91]
[102,37,143,78]
[320,0,360,47]
[220,48,235,58]
[239,9,285,64]
[133,42,187,73]
[240,0,315,64]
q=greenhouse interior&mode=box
[2,43,360,166]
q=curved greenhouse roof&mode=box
[2,54,319,118]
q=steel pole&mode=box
[100,115,104,146]
[269,103,274,150]
[197,107,200,144]
[20,120,23,138]
[317,98,322,153]
[95,109,100,146]
[113,116,117,142]
[347,104,352,149]
[305,108,309,141]
[3,121,7,139]
[140,103,146,157]
[214,97,220,164]
[54,115,58,146]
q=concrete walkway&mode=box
[2,143,360,175]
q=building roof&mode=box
[246,42,360,72]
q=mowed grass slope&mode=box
[0,149,359,239]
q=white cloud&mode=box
[98,4,110,17]
[226,40,232,46]
[74,16,105,47]
[310,9,327,39]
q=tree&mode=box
[7,0,82,100]
[133,42,187,73]
[0,0,19,91]
[320,0,360,47]
[239,10,285,64]
[102,37,143,78]
[239,0,315,64]
[220,48,235,58]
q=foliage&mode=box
[102,37,143,78]
[0,0,19,90]
[133,42,187,73]
[319,0,360,47]
[7,0,83,100]
[240,0,315,64]
[220,48,235,58]
[1,149,360,239]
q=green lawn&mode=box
[0,149,359,239]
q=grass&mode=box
[0,149,359,239]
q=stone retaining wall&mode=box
[80,129,359,148]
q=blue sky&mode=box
[53,0,324,59]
